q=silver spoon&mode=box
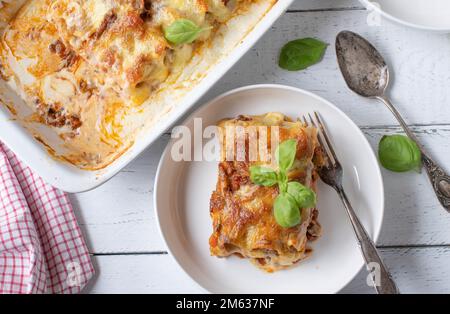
[336,30,450,212]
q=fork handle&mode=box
[336,187,399,294]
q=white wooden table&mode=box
[72,0,450,293]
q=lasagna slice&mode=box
[209,113,322,272]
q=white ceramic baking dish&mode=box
[0,0,294,192]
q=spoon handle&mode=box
[376,95,420,142]
[422,155,450,211]
[377,95,450,212]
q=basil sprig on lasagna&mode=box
[250,139,317,228]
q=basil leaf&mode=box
[274,193,301,228]
[378,135,422,172]
[279,38,327,71]
[287,181,316,209]
[164,19,205,45]
[276,139,297,171]
[250,166,278,187]
[277,171,288,193]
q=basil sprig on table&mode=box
[164,19,210,45]
[279,38,327,71]
[250,139,317,228]
[378,135,422,172]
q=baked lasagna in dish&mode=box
[0,0,276,169]
[209,113,323,272]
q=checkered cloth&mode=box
[0,142,94,294]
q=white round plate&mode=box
[360,0,450,32]
[154,85,384,294]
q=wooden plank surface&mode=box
[198,7,450,127]
[71,0,450,293]
[290,0,363,10]
[84,247,450,294]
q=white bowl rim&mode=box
[360,0,450,33]
[154,83,385,294]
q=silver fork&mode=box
[303,112,399,294]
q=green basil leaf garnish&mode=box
[277,171,288,193]
[248,139,317,229]
[164,19,208,45]
[278,38,327,71]
[287,181,316,209]
[274,193,301,228]
[249,166,278,187]
[275,139,297,171]
[378,135,422,172]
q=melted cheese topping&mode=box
[0,0,265,169]
[209,113,322,272]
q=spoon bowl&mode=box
[336,31,389,98]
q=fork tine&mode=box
[307,113,317,128]
[308,113,336,165]
[314,111,339,163]
[306,113,335,165]
[302,115,309,126]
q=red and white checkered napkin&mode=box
[0,142,94,294]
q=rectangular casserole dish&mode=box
[0,0,294,192]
